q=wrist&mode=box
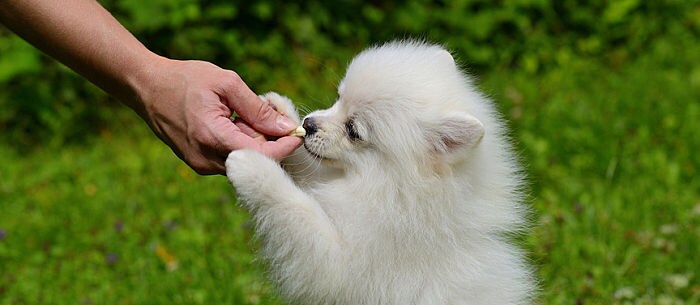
[122,53,172,117]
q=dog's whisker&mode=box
[226,41,533,304]
[294,153,322,182]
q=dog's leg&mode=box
[226,150,342,289]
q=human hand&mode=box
[0,1,302,175]
[131,57,303,175]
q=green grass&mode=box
[1,45,699,304]
[483,48,700,304]
[0,119,282,304]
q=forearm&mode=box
[1,0,303,173]
[0,0,158,109]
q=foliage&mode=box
[2,44,698,304]
[1,1,699,304]
[1,0,699,146]
[483,43,700,303]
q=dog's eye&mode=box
[345,118,361,141]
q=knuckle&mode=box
[188,158,209,174]
[223,70,242,85]
[189,157,220,175]
[183,133,220,175]
[255,101,276,121]
[227,70,241,80]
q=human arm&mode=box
[0,0,302,175]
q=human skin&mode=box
[0,0,302,175]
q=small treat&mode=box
[288,125,306,137]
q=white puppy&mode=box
[226,41,535,305]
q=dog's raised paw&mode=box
[260,92,301,123]
[226,150,283,192]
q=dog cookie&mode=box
[288,126,306,137]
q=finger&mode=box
[258,136,304,161]
[186,150,226,176]
[207,115,266,157]
[224,132,302,161]
[232,118,266,143]
[200,159,226,176]
[218,71,297,136]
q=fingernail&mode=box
[276,116,296,132]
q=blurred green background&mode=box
[1,1,699,304]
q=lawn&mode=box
[1,30,699,305]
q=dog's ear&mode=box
[436,49,454,65]
[427,113,484,154]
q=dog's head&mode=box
[302,41,486,174]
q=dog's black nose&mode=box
[302,117,318,136]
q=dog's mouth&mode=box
[303,143,329,161]
[303,141,342,165]
[302,133,343,165]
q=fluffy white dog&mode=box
[226,41,535,305]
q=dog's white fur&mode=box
[226,41,535,305]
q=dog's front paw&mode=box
[226,150,284,197]
[260,92,301,123]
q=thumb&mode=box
[220,73,296,136]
